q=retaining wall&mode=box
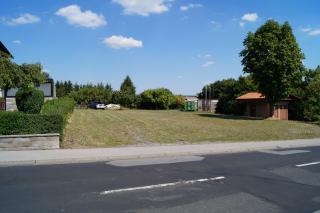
[0,134,60,151]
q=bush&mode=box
[171,95,185,110]
[0,112,63,135]
[138,88,176,110]
[16,87,44,114]
[69,87,112,105]
[41,97,75,124]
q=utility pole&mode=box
[204,85,207,112]
[208,86,211,112]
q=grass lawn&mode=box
[63,109,320,148]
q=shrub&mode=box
[0,112,63,135]
[171,95,186,110]
[41,97,75,124]
[43,98,75,115]
[16,87,44,114]
[138,88,176,110]
[69,87,112,105]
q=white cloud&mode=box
[239,13,258,27]
[301,28,311,33]
[241,13,258,22]
[308,29,320,36]
[204,54,212,59]
[210,20,219,26]
[202,60,214,68]
[180,3,202,12]
[56,5,107,29]
[7,13,40,25]
[103,35,143,49]
[13,40,21,44]
[301,27,320,36]
[198,54,212,59]
[112,0,171,16]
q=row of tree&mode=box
[56,76,185,110]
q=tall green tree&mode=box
[302,67,320,122]
[0,57,21,93]
[120,76,136,94]
[240,20,304,111]
[19,63,46,88]
[118,76,136,107]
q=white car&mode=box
[106,104,121,110]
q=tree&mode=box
[119,76,136,107]
[303,68,320,122]
[172,95,185,110]
[198,76,257,115]
[19,63,46,88]
[0,57,21,92]
[0,57,22,110]
[240,20,304,113]
[138,88,175,110]
[69,87,112,105]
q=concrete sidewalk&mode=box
[0,138,319,166]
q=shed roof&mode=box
[0,41,13,58]
[236,92,265,100]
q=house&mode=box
[236,92,291,120]
[0,41,56,111]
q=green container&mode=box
[184,101,197,111]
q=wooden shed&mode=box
[236,92,291,120]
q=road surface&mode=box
[1,146,320,212]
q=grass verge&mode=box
[63,109,320,148]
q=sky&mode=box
[1,0,320,95]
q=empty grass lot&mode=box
[63,109,320,148]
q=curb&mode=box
[0,139,320,167]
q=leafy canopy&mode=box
[0,57,21,90]
[240,20,304,104]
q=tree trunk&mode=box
[4,89,7,111]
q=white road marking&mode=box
[296,161,320,167]
[100,176,225,195]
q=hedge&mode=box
[0,112,63,135]
[41,97,75,124]
[0,98,75,136]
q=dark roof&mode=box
[0,41,13,58]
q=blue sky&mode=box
[1,0,319,95]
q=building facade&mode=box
[236,92,290,120]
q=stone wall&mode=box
[6,97,17,111]
[0,134,60,151]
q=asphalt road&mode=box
[1,146,320,213]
